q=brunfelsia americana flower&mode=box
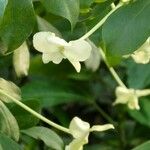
[131,37,150,64]
[33,32,92,72]
[114,86,150,110]
[65,117,114,150]
[123,37,150,64]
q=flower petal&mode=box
[64,40,92,61]
[90,124,114,132]
[114,86,131,104]
[131,37,150,64]
[68,60,81,72]
[128,96,140,110]
[33,32,65,53]
[65,138,85,150]
[42,52,63,64]
[69,117,90,139]
[85,40,101,72]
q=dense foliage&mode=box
[0,0,150,149]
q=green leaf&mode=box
[22,126,64,150]
[21,79,85,107]
[128,98,150,127]
[36,16,62,37]
[0,78,21,103]
[0,0,7,23]
[102,0,150,65]
[8,100,41,129]
[40,0,79,29]
[0,101,19,141]
[132,141,150,150]
[125,60,150,88]
[0,133,21,150]
[0,0,35,53]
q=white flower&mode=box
[131,37,150,64]
[13,42,30,77]
[84,40,101,72]
[33,32,92,72]
[65,117,114,150]
[121,0,130,3]
[114,86,150,110]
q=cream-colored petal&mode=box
[128,96,140,110]
[65,137,86,150]
[136,89,150,97]
[64,40,92,61]
[33,32,63,53]
[131,50,150,64]
[69,117,90,139]
[90,124,114,132]
[13,42,30,77]
[85,40,101,71]
[68,60,81,72]
[42,52,63,64]
[131,37,150,64]
[114,86,131,104]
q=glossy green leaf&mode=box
[0,133,21,150]
[128,98,150,127]
[132,141,150,150]
[0,101,19,141]
[0,0,35,53]
[0,78,21,103]
[102,0,150,65]
[21,79,85,107]
[22,126,64,150]
[40,0,79,29]
[125,60,150,89]
[8,100,40,129]
[36,16,62,37]
[0,0,7,23]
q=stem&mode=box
[92,102,116,126]
[99,48,126,88]
[0,89,70,134]
[79,3,123,40]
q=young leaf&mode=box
[0,101,20,141]
[0,78,21,103]
[0,133,21,150]
[40,0,79,29]
[22,126,64,150]
[13,42,30,77]
[102,0,150,65]
[132,141,150,150]
[0,0,35,53]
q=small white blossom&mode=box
[65,117,114,150]
[84,40,101,72]
[131,37,150,64]
[121,0,131,3]
[114,86,150,110]
[33,32,92,72]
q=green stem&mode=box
[0,89,70,134]
[79,3,123,40]
[92,102,116,126]
[99,48,126,88]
